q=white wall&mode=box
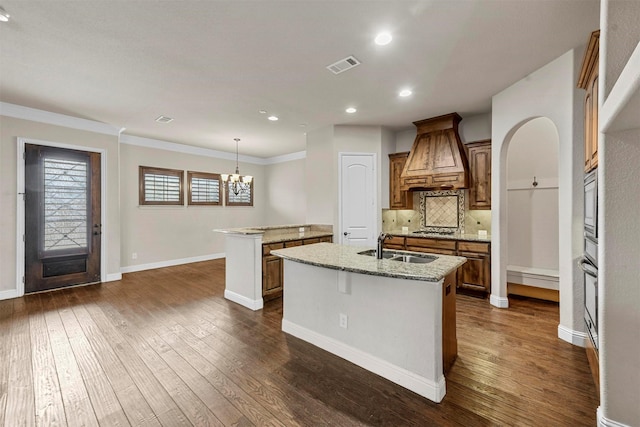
[306,124,385,241]
[119,141,267,269]
[507,117,559,272]
[491,49,586,346]
[459,113,492,143]
[264,158,306,225]
[0,113,122,297]
[598,1,640,425]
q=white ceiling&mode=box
[0,0,599,158]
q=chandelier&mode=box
[221,138,253,196]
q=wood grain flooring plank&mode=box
[0,299,16,427]
[27,295,67,427]
[48,290,131,427]
[1,259,599,426]
[39,292,99,427]
[4,298,36,427]
[73,294,191,426]
[100,284,287,427]
[81,289,225,427]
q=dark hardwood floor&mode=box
[0,259,598,426]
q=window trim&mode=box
[139,166,184,206]
[224,179,254,207]
[187,171,222,206]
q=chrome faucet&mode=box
[377,232,393,259]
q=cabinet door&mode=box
[262,255,283,301]
[458,251,490,293]
[466,141,491,210]
[442,270,457,375]
[389,153,413,209]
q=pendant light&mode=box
[221,138,253,196]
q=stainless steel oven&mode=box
[581,168,598,350]
[584,170,597,240]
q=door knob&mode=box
[343,232,351,236]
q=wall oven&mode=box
[581,169,598,351]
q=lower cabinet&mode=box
[386,235,491,296]
[262,235,332,301]
[457,242,491,296]
[442,270,457,374]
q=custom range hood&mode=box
[400,112,470,191]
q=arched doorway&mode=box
[506,117,560,301]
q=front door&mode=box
[339,153,376,247]
[24,144,101,293]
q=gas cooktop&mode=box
[413,230,457,235]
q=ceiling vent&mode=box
[326,55,361,75]
[155,115,174,123]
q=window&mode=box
[225,179,254,206]
[139,166,184,205]
[188,171,221,206]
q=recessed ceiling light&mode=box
[375,32,392,46]
[268,115,279,121]
[0,7,10,22]
[259,110,267,114]
[398,89,412,97]
[345,107,357,114]
[155,115,173,123]
[299,123,307,127]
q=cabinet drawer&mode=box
[405,237,456,251]
[387,236,405,248]
[284,240,303,248]
[319,236,333,243]
[262,242,284,256]
[303,238,320,245]
[458,241,490,253]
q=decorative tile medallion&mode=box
[419,190,465,233]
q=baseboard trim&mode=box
[282,319,447,403]
[121,253,225,274]
[507,265,559,290]
[507,283,559,302]
[490,294,509,308]
[224,289,263,311]
[598,407,632,427]
[558,324,587,347]
[0,289,19,301]
[105,273,122,282]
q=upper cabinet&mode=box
[400,113,470,191]
[578,30,600,173]
[389,152,413,210]
[466,140,492,210]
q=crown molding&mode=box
[0,102,306,164]
[120,134,306,165]
[0,102,121,136]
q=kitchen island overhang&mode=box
[271,243,466,403]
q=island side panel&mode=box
[223,233,263,310]
[281,259,447,402]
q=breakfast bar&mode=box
[271,243,466,402]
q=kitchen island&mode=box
[271,243,466,402]
[214,224,332,310]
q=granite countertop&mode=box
[214,224,333,244]
[262,230,333,244]
[271,243,466,282]
[388,230,491,243]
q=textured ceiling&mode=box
[0,0,599,158]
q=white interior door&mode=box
[339,153,376,247]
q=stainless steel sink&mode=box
[357,249,395,259]
[357,249,437,264]
[389,254,436,264]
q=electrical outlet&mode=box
[132,252,137,260]
[298,227,305,233]
[339,313,348,329]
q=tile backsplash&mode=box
[382,190,491,234]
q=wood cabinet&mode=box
[388,235,491,296]
[262,236,332,301]
[400,113,470,191]
[457,242,491,295]
[442,270,457,375]
[389,152,413,209]
[578,30,600,173]
[466,140,491,210]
